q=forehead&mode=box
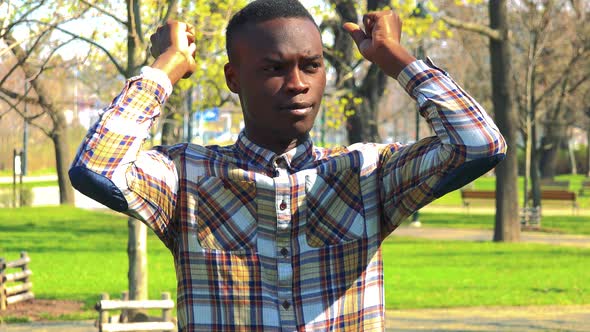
[231,17,322,60]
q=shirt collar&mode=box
[234,131,315,172]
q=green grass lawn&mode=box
[384,237,589,309]
[1,206,589,322]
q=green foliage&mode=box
[176,0,247,111]
[322,93,360,129]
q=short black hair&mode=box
[226,0,319,61]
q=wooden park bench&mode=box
[460,190,496,212]
[0,252,34,310]
[529,190,579,214]
[96,291,175,332]
[461,189,579,215]
[578,180,590,196]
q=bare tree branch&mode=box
[80,0,127,26]
[27,37,78,83]
[0,25,55,58]
[26,19,126,76]
[0,27,51,87]
[440,15,503,41]
[0,87,44,106]
[534,48,587,107]
[0,93,52,136]
[161,0,178,23]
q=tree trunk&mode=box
[123,0,148,311]
[4,32,75,205]
[530,130,541,208]
[539,125,563,178]
[587,127,590,177]
[489,0,520,242]
[51,118,75,205]
[528,35,541,210]
[568,138,577,175]
[127,217,148,321]
[357,64,387,143]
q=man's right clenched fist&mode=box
[150,20,197,84]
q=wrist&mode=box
[376,42,416,79]
[151,50,191,85]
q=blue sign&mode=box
[194,107,220,122]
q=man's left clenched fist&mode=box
[343,10,416,78]
[150,20,197,84]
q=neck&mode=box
[244,129,308,155]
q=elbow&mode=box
[495,131,508,157]
[69,166,128,212]
[465,130,507,160]
[432,135,506,198]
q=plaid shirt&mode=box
[71,60,506,331]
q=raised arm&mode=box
[69,21,197,246]
[344,11,507,235]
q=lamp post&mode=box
[410,2,428,228]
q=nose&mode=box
[284,67,309,94]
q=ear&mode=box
[224,63,240,93]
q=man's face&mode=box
[225,17,326,147]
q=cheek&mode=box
[260,77,284,96]
[242,79,282,106]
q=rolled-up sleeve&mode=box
[379,59,507,235]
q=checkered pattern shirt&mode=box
[71,59,506,331]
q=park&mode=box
[1,0,589,331]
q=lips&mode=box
[280,102,314,116]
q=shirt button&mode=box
[279,200,287,210]
[282,300,291,310]
[280,247,289,257]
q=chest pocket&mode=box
[305,169,366,247]
[196,177,257,252]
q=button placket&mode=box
[282,300,291,310]
[273,160,295,325]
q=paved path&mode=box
[3,305,590,332]
[392,226,590,248]
[386,305,590,331]
[0,175,58,184]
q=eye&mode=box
[304,62,321,72]
[263,64,282,73]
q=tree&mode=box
[320,0,440,144]
[534,1,589,179]
[442,0,520,241]
[511,0,589,218]
[0,0,87,205]
[56,0,245,317]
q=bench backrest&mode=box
[461,190,495,199]
[539,190,576,200]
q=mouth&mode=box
[279,102,314,116]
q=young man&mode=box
[70,0,506,330]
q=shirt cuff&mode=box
[397,57,450,98]
[396,59,432,88]
[140,66,173,97]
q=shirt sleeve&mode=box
[378,59,507,236]
[69,68,179,247]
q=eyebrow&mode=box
[261,54,323,63]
